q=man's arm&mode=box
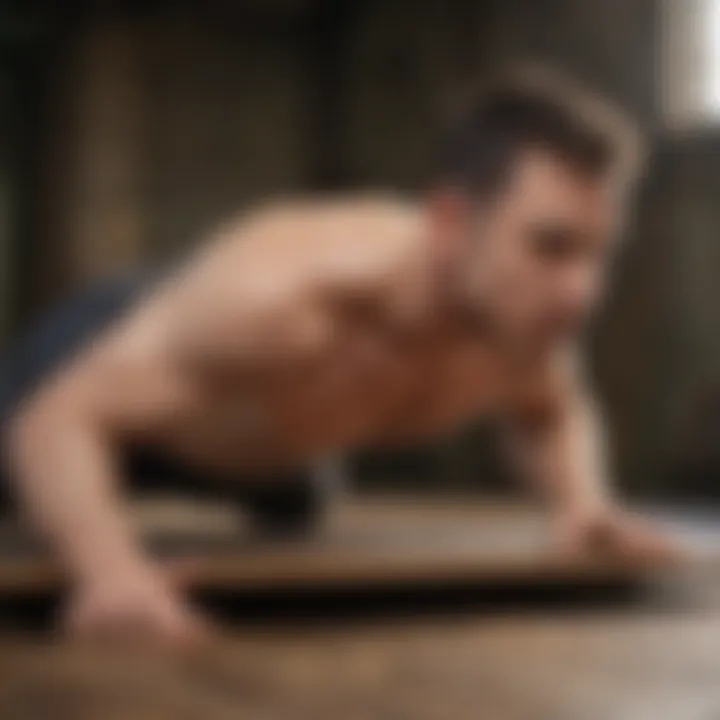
[508,373,611,518]
[11,390,145,585]
[6,317,206,641]
[8,334,183,584]
[6,234,334,640]
[505,352,681,559]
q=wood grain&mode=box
[0,497,704,594]
[0,498,718,718]
[0,613,720,719]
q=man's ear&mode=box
[426,187,472,257]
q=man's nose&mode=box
[561,267,599,307]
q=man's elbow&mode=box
[6,382,98,470]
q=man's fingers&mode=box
[553,510,690,565]
[622,520,689,562]
[160,560,221,646]
[184,610,220,647]
[552,510,606,555]
[162,557,205,590]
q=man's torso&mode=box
[12,196,559,477]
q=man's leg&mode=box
[124,449,345,536]
[238,455,347,535]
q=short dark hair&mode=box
[439,65,642,196]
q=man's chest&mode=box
[187,328,513,458]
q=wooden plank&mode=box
[0,497,709,595]
[0,498,718,718]
[1,613,720,718]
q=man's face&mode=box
[454,148,621,350]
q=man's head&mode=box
[430,66,642,351]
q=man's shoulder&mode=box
[219,192,419,254]
[204,193,423,297]
[163,194,424,365]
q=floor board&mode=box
[0,496,710,594]
[0,497,719,718]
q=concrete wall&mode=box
[141,6,313,257]
[0,172,10,347]
[37,5,314,286]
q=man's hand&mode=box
[554,505,687,564]
[64,560,213,646]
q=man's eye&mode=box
[531,227,579,261]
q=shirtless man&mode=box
[1,68,678,643]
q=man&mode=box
[1,67,679,644]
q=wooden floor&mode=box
[0,495,712,593]
[1,496,720,719]
[2,613,720,719]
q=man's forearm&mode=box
[510,390,613,515]
[9,406,150,584]
[543,394,612,513]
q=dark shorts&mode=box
[0,272,331,532]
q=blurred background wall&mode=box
[2,0,719,499]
